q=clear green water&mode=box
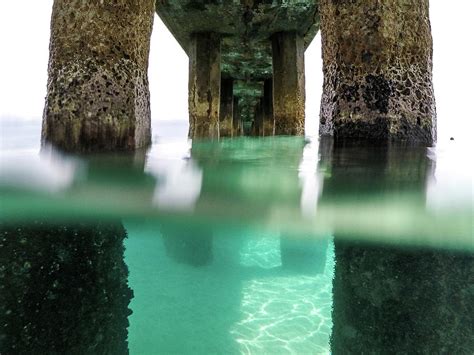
[0,121,473,353]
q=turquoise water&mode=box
[1,121,473,353]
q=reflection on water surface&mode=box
[0,122,472,353]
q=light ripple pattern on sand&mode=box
[231,238,334,354]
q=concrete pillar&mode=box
[252,100,264,136]
[161,224,213,267]
[188,33,221,139]
[319,0,436,144]
[0,221,131,353]
[262,79,274,136]
[219,78,234,137]
[331,241,474,353]
[232,96,243,136]
[318,141,473,353]
[271,32,305,135]
[42,0,155,153]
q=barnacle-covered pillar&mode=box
[319,141,473,353]
[188,33,221,139]
[0,221,132,353]
[219,78,234,137]
[319,0,436,143]
[272,32,305,135]
[42,0,155,153]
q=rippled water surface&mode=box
[1,120,473,354]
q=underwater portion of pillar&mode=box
[219,78,234,137]
[272,32,305,135]
[42,0,155,153]
[331,241,474,354]
[0,220,132,353]
[318,141,473,353]
[188,33,221,139]
[319,0,436,144]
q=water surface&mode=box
[1,120,472,353]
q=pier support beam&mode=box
[42,0,155,153]
[253,100,264,136]
[272,32,305,135]
[0,221,132,353]
[331,241,474,353]
[262,79,275,136]
[188,33,221,139]
[319,142,473,353]
[219,78,234,137]
[232,97,243,136]
[319,0,436,143]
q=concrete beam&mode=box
[188,33,221,139]
[219,78,234,137]
[252,100,264,136]
[262,78,275,136]
[319,0,436,144]
[0,220,132,353]
[42,0,155,153]
[272,32,305,135]
[232,96,243,137]
[319,141,473,353]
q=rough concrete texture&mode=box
[0,220,132,354]
[331,241,474,354]
[188,33,221,139]
[219,78,234,137]
[42,0,155,153]
[272,32,305,135]
[319,0,436,144]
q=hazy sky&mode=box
[0,1,472,143]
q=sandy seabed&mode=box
[125,222,334,355]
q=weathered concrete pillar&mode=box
[318,141,473,353]
[271,32,305,135]
[42,0,155,153]
[219,78,234,137]
[262,79,274,136]
[252,100,264,136]
[188,33,221,139]
[232,96,243,136]
[319,0,436,144]
[0,221,132,353]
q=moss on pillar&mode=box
[272,32,305,135]
[219,78,234,137]
[188,33,221,139]
[42,0,155,153]
[319,0,436,144]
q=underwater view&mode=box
[1,121,472,354]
